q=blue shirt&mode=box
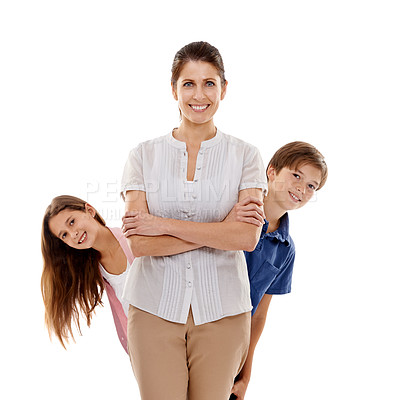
[245,213,295,316]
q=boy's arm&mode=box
[231,294,273,400]
[124,190,203,257]
[123,188,264,252]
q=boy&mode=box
[230,141,328,400]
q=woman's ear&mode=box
[171,82,178,101]
[85,203,96,217]
[220,80,228,100]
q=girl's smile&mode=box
[49,206,98,250]
[78,231,88,244]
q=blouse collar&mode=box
[167,128,223,149]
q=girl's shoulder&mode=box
[108,227,135,264]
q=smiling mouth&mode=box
[78,232,87,244]
[189,104,210,112]
[289,192,301,202]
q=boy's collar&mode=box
[262,213,290,243]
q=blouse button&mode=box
[187,281,192,288]
[197,166,201,170]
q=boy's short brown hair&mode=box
[267,141,328,190]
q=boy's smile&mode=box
[289,191,302,203]
[268,164,322,211]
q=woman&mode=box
[41,195,133,353]
[120,41,268,400]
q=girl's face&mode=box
[49,205,99,250]
[172,61,227,126]
[268,164,322,211]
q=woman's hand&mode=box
[122,210,165,237]
[224,196,265,227]
[230,376,250,400]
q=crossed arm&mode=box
[122,189,265,257]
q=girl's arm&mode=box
[231,294,273,400]
[124,190,203,257]
[123,188,264,253]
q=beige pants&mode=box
[127,306,251,400]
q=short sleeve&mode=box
[120,145,146,201]
[266,249,295,295]
[239,145,268,195]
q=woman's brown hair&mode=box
[41,195,106,348]
[171,41,227,88]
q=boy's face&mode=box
[268,164,322,211]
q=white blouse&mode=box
[121,129,267,325]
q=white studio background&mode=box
[1,1,399,399]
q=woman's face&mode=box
[49,205,99,250]
[172,61,227,126]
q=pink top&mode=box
[102,227,134,354]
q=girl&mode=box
[120,41,268,400]
[41,195,133,353]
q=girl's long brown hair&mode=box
[41,195,106,348]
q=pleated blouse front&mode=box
[121,129,267,325]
